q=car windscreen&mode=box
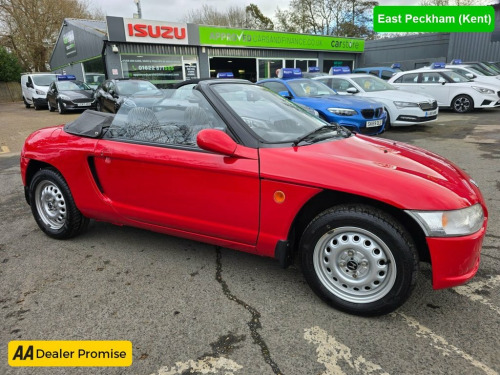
[287,79,336,97]
[115,80,158,95]
[442,71,471,83]
[211,83,347,144]
[351,76,395,92]
[57,81,91,91]
[32,75,57,86]
[466,65,495,76]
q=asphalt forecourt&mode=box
[1,102,499,374]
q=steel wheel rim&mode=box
[35,180,67,230]
[454,97,470,112]
[313,226,397,304]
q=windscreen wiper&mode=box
[292,124,339,146]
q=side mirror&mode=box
[441,81,446,85]
[197,129,237,157]
[346,87,359,94]
[278,90,292,99]
[26,82,32,88]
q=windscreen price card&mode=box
[8,341,132,367]
[374,6,495,32]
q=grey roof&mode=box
[64,18,107,38]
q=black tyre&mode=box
[57,100,66,114]
[48,101,55,112]
[452,94,474,113]
[23,97,31,108]
[96,100,102,112]
[299,204,418,316]
[29,169,89,239]
[34,104,41,110]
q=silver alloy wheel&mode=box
[313,226,397,304]
[57,101,62,114]
[453,96,471,112]
[34,180,67,230]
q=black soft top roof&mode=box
[63,110,114,138]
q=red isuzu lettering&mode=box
[127,23,186,39]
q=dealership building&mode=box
[49,16,365,86]
[49,6,500,86]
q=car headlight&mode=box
[58,94,71,101]
[406,204,484,237]
[472,86,495,94]
[327,108,357,116]
[394,101,419,108]
[35,89,45,95]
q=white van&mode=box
[21,73,58,110]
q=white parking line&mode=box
[151,356,242,375]
[453,276,500,316]
[304,326,389,375]
[394,313,498,375]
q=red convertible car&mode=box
[21,80,488,316]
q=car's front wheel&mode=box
[29,169,89,239]
[23,97,31,108]
[48,101,55,112]
[452,94,474,113]
[300,204,418,316]
[96,100,102,112]
[57,100,66,114]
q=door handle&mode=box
[99,148,112,157]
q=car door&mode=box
[417,72,451,106]
[47,82,57,107]
[104,81,117,113]
[92,93,260,246]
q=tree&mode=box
[274,0,378,38]
[245,4,274,30]
[184,4,247,28]
[184,3,273,30]
[419,0,491,4]
[0,0,104,72]
[0,46,22,81]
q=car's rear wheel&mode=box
[299,204,418,316]
[452,94,474,113]
[30,169,89,239]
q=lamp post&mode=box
[133,0,142,19]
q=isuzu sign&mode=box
[124,18,188,45]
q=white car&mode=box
[388,67,500,113]
[442,64,500,88]
[313,74,438,127]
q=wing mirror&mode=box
[197,129,238,157]
[278,91,292,99]
[346,87,359,94]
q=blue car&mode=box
[257,70,386,135]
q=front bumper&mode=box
[33,97,48,107]
[331,114,387,136]
[428,224,487,290]
[61,99,96,111]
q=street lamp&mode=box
[133,0,142,19]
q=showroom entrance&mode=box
[209,57,257,81]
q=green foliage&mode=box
[0,46,22,81]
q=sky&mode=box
[87,0,421,23]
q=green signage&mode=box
[374,6,495,33]
[198,26,365,53]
